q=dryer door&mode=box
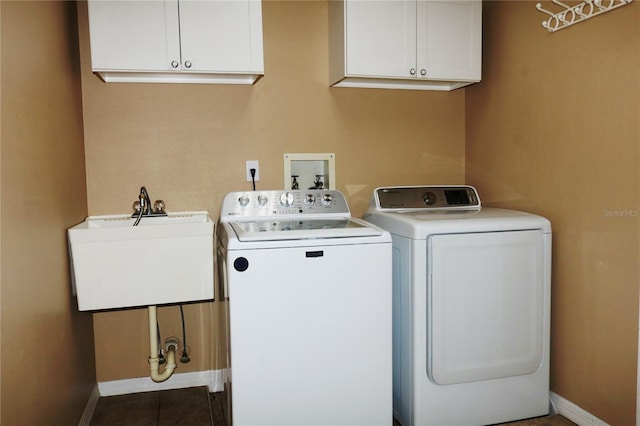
[427,230,544,385]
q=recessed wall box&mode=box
[284,153,336,190]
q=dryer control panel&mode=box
[374,186,481,210]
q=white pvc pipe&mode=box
[148,305,177,383]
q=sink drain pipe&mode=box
[148,305,177,382]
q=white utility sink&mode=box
[67,211,214,311]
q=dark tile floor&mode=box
[90,386,218,426]
[500,416,576,426]
[90,386,575,426]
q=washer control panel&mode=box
[374,186,481,210]
[221,190,349,220]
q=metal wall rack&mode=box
[536,0,633,32]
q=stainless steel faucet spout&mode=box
[140,186,152,215]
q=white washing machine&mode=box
[217,189,392,426]
[363,186,552,426]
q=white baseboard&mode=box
[550,392,609,426]
[87,377,606,426]
[97,369,226,397]
[78,384,100,426]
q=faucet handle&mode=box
[154,200,166,214]
[133,200,142,214]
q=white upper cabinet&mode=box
[329,0,482,91]
[87,0,264,84]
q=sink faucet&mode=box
[132,186,167,224]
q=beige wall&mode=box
[466,1,640,424]
[1,2,3,421]
[1,1,95,424]
[78,0,466,382]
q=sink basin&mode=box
[68,211,214,311]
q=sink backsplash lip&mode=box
[73,210,213,229]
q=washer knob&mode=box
[423,192,437,205]
[322,193,333,205]
[280,192,295,207]
[257,195,268,206]
[238,195,250,207]
[304,193,316,205]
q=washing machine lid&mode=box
[230,218,383,242]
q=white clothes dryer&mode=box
[363,186,551,426]
[217,189,392,426]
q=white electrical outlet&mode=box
[246,160,260,182]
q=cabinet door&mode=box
[178,0,264,73]
[345,1,416,79]
[416,1,482,81]
[87,0,181,72]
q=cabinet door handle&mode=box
[171,60,179,69]
[420,68,427,76]
[184,61,192,69]
[410,68,416,76]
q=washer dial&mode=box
[280,192,295,207]
[304,193,316,205]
